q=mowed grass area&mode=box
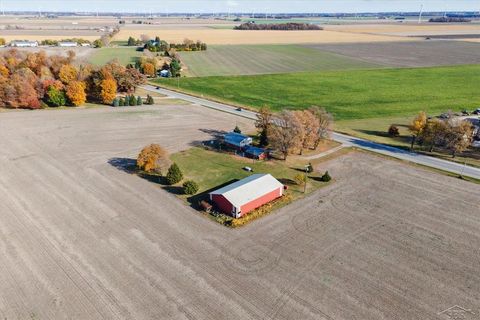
[155,65,480,120]
[179,44,381,77]
[171,147,328,197]
[88,47,144,65]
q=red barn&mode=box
[209,174,284,218]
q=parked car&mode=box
[473,109,480,115]
[236,107,242,112]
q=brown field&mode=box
[1,104,480,319]
[325,22,480,37]
[114,28,413,44]
[306,40,480,67]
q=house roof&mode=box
[224,132,252,147]
[245,146,266,156]
[210,174,283,208]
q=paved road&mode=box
[142,84,480,180]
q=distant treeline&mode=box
[234,22,322,31]
[429,17,471,23]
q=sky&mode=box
[0,0,478,14]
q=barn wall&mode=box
[211,194,234,215]
[240,188,282,216]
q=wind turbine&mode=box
[418,4,423,24]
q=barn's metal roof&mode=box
[210,174,283,208]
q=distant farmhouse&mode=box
[223,132,253,149]
[10,40,38,47]
[209,174,284,218]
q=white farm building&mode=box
[10,40,38,47]
[58,42,78,47]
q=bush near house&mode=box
[183,180,199,195]
[166,163,183,185]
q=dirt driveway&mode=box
[0,106,479,319]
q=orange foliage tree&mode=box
[142,62,156,77]
[137,144,170,173]
[59,64,78,84]
[66,81,86,106]
[100,78,117,104]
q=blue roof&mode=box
[224,132,252,147]
[245,146,266,156]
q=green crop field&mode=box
[154,65,480,120]
[88,47,144,66]
[179,45,381,77]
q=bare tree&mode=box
[309,106,333,149]
[445,119,473,158]
[255,106,273,147]
[268,111,303,160]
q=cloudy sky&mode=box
[0,0,478,13]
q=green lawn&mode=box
[88,47,144,66]
[154,65,480,121]
[179,44,381,77]
[171,147,327,196]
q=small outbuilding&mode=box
[58,41,78,47]
[209,174,283,218]
[244,146,268,160]
[223,132,252,149]
[10,40,38,47]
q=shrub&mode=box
[233,125,242,134]
[137,96,143,105]
[112,97,119,107]
[166,163,183,185]
[183,180,199,195]
[119,97,125,106]
[146,94,154,105]
[388,125,400,137]
[294,173,306,186]
[320,171,332,182]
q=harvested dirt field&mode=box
[1,104,480,319]
[114,28,413,44]
[325,23,480,36]
[306,40,480,67]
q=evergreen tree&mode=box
[130,94,136,106]
[183,180,199,195]
[233,126,242,134]
[320,171,332,182]
[137,96,143,105]
[166,163,183,185]
[112,97,119,107]
[146,95,154,105]
[119,97,125,106]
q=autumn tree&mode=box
[59,64,78,84]
[444,120,473,158]
[100,78,117,104]
[137,144,170,173]
[309,106,333,149]
[66,81,86,106]
[255,106,273,147]
[294,110,320,153]
[268,111,303,160]
[409,111,427,150]
[142,62,156,77]
[421,118,448,152]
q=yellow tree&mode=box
[409,111,427,150]
[137,144,170,173]
[100,78,117,104]
[66,81,86,106]
[142,62,156,77]
[59,64,78,84]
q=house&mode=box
[209,174,283,218]
[159,69,170,77]
[58,41,78,47]
[244,146,268,160]
[223,132,252,149]
[10,40,38,47]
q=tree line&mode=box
[255,106,333,160]
[0,49,146,109]
[134,36,207,52]
[234,22,323,31]
[407,111,474,158]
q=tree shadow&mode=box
[108,157,137,173]
[354,129,412,144]
[199,128,227,140]
[278,178,296,185]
